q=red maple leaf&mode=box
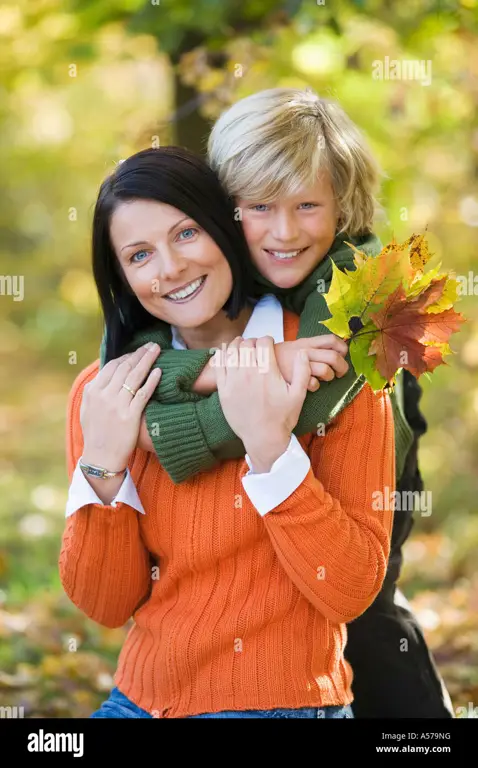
[367,281,466,382]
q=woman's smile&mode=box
[163,274,207,302]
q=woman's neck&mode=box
[174,303,255,351]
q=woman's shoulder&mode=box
[67,359,101,411]
[282,308,300,341]
[300,382,393,450]
[305,382,395,483]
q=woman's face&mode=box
[109,199,233,328]
[236,173,339,289]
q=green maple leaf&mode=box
[321,235,465,391]
[320,261,356,337]
[323,245,413,339]
[349,321,389,391]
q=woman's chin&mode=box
[150,299,222,329]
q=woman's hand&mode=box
[80,342,162,472]
[274,335,349,392]
[215,336,311,473]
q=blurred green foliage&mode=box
[0,0,477,717]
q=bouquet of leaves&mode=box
[322,233,466,391]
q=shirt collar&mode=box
[171,294,284,350]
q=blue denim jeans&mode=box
[90,687,354,718]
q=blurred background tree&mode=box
[0,0,477,717]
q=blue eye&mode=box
[299,203,318,209]
[250,204,269,212]
[177,227,198,241]
[131,250,149,263]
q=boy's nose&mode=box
[271,211,299,242]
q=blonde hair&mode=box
[207,87,382,236]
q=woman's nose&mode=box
[157,248,188,281]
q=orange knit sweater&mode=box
[59,310,395,718]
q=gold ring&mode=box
[122,383,136,397]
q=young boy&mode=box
[100,87,453,719]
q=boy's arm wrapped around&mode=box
[122,233,413,485]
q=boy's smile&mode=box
[262,246,309,262]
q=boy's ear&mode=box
[332,199,341,231]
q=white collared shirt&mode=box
[65,295,310,518]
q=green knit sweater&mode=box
[99,233,414,484]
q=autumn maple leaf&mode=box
[322,245,412,337]
[367,281,466,382]
[322,232,466,390]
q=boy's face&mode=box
[236,173,339,289]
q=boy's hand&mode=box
[275,335,349,392]
[138,414,155,453]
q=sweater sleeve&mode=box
[58,362,153,629]
[258,383,395,624]
[140,287,365,485]
[144,393,245,484]
[100,321,214,404]
[123,325,214,405]
[140,289,364,485]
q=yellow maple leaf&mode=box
[426,275,460,314]
[407,233,433,273]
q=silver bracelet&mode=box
[79,457,127,480]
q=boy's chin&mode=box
[267,267,310,290]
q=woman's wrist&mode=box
[79,453,128,505]
[244,432,291,474]
[81,448,128,474]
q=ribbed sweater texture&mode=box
[60,310,395,718]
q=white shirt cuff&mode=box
[65,460,145,518]
[241,434,311,517]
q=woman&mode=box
[60,146,395,718]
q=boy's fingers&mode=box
[306,335,348,356]
[309,362,335,382]
[307,349,349,377]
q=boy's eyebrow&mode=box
[120,216,192,252]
